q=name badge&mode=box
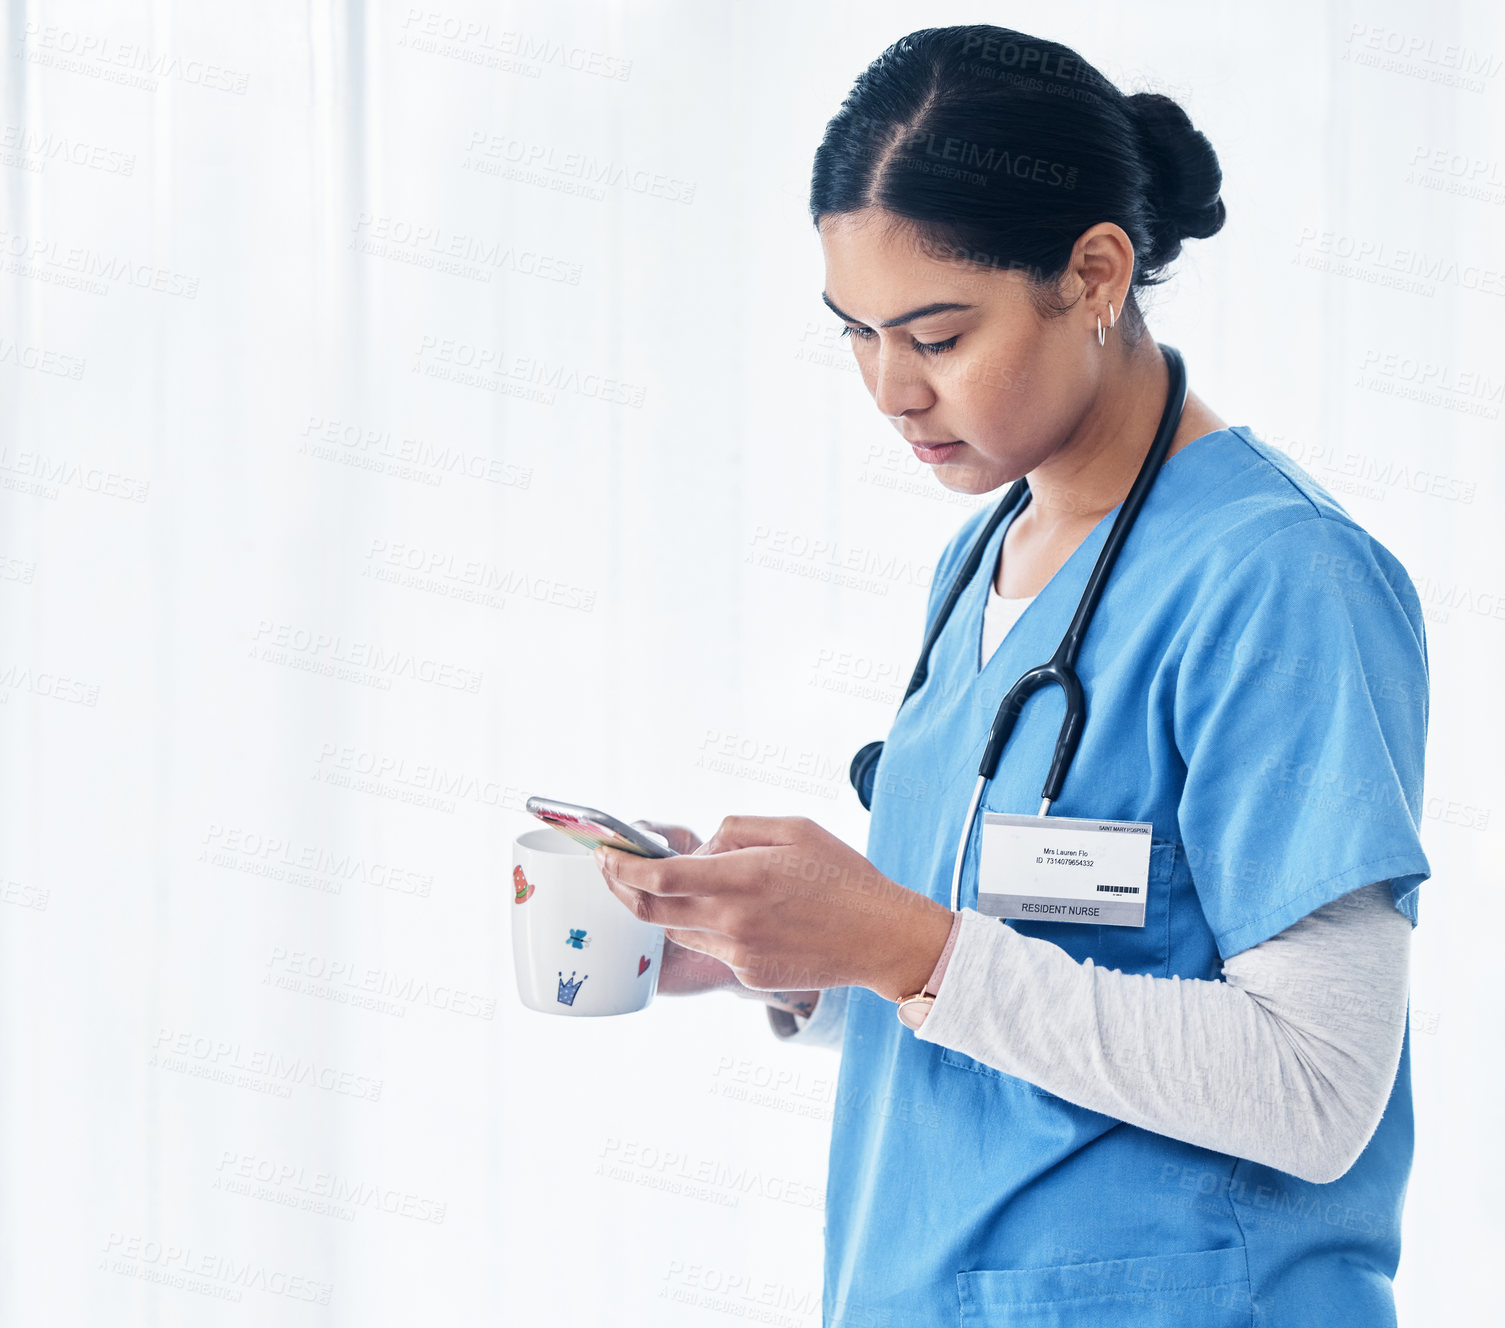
[977,812,1151,927]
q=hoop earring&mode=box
[1096,300,1117,347]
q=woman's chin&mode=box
[932,465,998,497]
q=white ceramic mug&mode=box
[510,826,666,1016]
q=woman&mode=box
[597,25,1429,1327]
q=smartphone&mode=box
[525,795,679,859]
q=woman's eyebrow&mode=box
[821,292,977,327]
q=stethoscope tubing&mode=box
[944,343,1189,911]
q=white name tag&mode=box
[977,812,1151,927]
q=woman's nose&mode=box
[871,347,935,418]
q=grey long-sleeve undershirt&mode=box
[764,880,1411,1184]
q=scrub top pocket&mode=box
[939,1043,1061,1099]
[956,1244,1253,1327]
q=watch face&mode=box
[897,996,934,1030]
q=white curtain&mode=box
[1,0,1498,1322]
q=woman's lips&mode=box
[910,440,963,464]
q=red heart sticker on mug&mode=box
[637,954,650,976]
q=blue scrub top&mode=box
[825,427,1431,1327]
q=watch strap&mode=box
[897,911,963,1029]
[923,909,963,997]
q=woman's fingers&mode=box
[631,818,703,855]
[655,932,736,995]
[663,926,742,971]
[699,815,804,855]
[599,856,719,931]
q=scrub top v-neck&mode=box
[822,426,1432,1328]
[967,482,1116,681]
[979,581,1037,671]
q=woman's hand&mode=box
[599,815,954,1002]
[627,819,739,997]
[631,818,703,856]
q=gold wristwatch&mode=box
[896,911,962,1030]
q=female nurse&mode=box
[597,25,1430,1328]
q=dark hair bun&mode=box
[810,26,1230,313]
[1125,91,1226,272]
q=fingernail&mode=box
[593,846,608,870]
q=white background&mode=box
[1,0,1500,1322]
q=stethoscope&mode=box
[849,343,1188,912]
